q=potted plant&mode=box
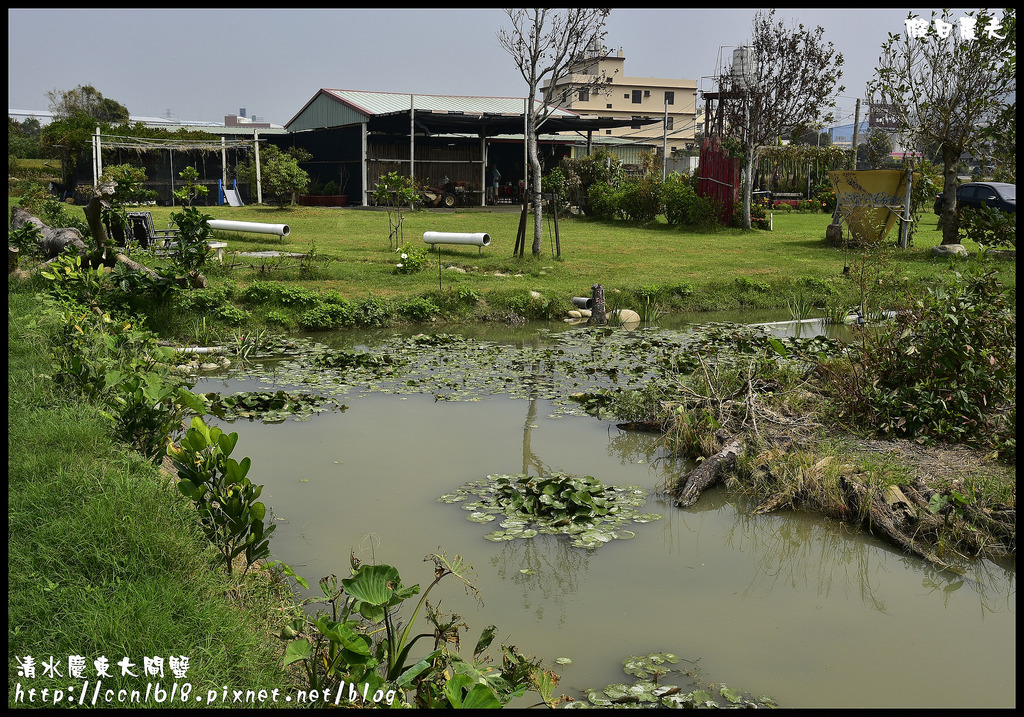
[299,168,350,207]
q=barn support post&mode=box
[254,130,262,205]
[410,94,415,205]
[361,122,368,206]
[480,135,487,207]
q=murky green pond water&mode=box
[194,314,1014,709]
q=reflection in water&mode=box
[489,536,592,626]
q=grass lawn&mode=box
[118,203,1014,310]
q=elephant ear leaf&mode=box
[460,683,503,709]
[474,625,497,660]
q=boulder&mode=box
[931,244,969,257]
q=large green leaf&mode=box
[342,564,403,606]
[282,638,312,666]
[315,616,371,656]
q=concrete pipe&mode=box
[422,231,491,247]
[571,297,595,310]
[208,219,290,237]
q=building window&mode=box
[632,90,642,104]
[631,116,643,129]
[666,117,674,130]
[578,88,589,102]
[665,91,675,105]
[606,104,613,109]
[606,129,613,135]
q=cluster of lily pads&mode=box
[199,390,340,423]
[438,472,661,549]
[568,652,777,709]
[218,325,842,414]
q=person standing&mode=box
[488,164,501,204]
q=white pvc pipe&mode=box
[422,231,490,247]
[208,219,290,236]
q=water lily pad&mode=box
[555,657,572,665]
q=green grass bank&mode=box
[8,289,300,708]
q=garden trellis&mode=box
[90,128,261,205]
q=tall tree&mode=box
[869,9,1015,245]
[498,8,610,256]
[46,84,129,123]
[715,10,844,229]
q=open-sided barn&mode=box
[273,88,656,206]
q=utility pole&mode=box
[850,98,861,170]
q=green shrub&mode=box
[214,303,250,325]
[241,280,287,305]
[298,302,351,331]
[394,246,428,274]
[354,296,392,327]
[959,204,1016,250]
[398,296,440,322]
[663,174,719,229]
[170,417,275,577]
[825,268,1015,445]
[616,176,663,224]
[587,181,619,220]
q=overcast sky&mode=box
[9,8,975,128]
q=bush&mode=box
[398,296,440,322]
[662,174,719,229]
[299,302,351,331]
[616,176,663,224]
[825,268,1015,446]
[959,204,1016,250]
[394,246,428,274]
[587,181,618,220]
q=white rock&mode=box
[931,244,969,257]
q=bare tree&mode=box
[868,9,1015,245]
[715,10,844,229]
[498,8,610,256]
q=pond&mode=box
[193,314,1015,709]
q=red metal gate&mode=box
[697,136,740,225]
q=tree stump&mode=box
[587,283,607,326]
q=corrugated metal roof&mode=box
[319,89,577,119]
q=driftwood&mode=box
[673,437,741,508]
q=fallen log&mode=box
[9,205,205,288]
[673,438,741,508]
[10,206,90,260]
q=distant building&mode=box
[542,44,699,155]
[827,121,869,149]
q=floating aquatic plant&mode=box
[578,652,778,709]
[439,472,660,549]
[200,390,339,423]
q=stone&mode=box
[931,244,969,257]
[567,310,582,319]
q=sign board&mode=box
[869,102,901,130]
[829,169,917,243]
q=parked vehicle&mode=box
[933,182,1015,215]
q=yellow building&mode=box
[543,45,699,156]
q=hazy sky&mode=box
[9,8,971,128]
